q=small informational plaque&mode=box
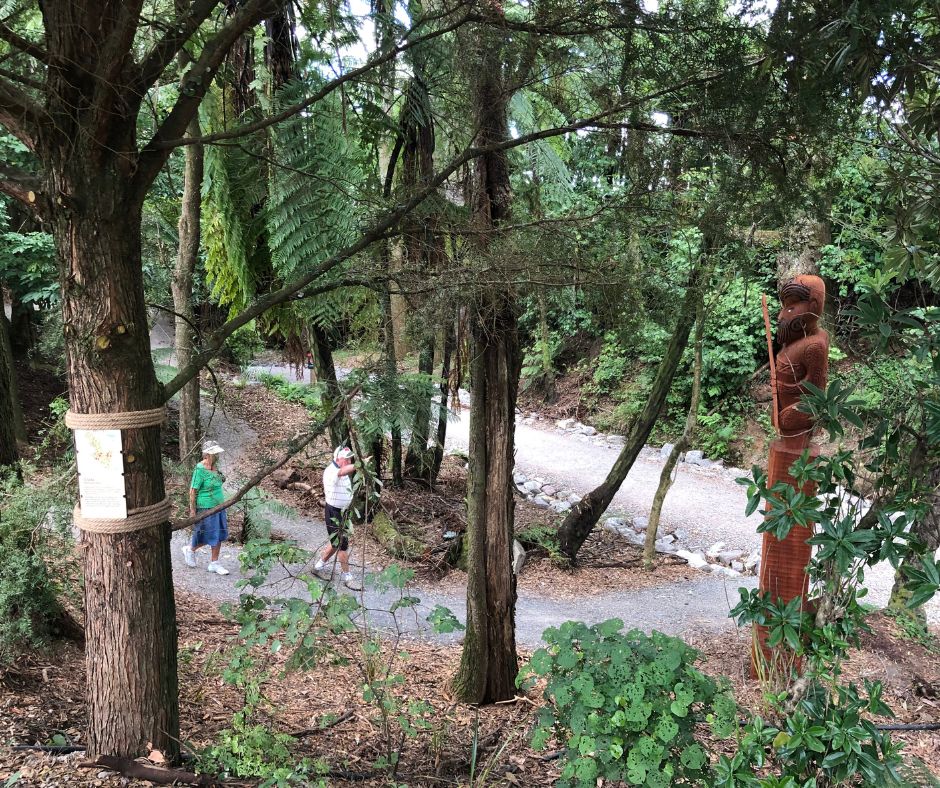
[74,429,127,519]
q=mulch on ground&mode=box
[2,593,937,785]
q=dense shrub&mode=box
[0,467,78,664]
[519,620,736,787]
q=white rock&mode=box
[579,425,597,436]
[513,471,527,485]
[660,443,675,459]
[556,418,575,430]
[512,540,526,575]
[673,528,688,542]
[685,450,711,467]
[551,500,572,513]
[744,553,760,571]
[655,538,677,554]
[605,517,627,529]
[633,515,649,532]
[731,560,745,573]
[676,549,709,570]
[524,480,542,494]
[530,477,546,487]
[541,484,557,496]
[624,530,646,547]
[705,541,726,560]
[557,489,573,499]
[443,530,457,540]
[568,493,582,504]
[718,549,745,566]
[532,496,551,508]
[713,565,742,579]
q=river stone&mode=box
[551,500,572,513]
[705,541,726,560]
[513,471,527,485]
[556,418,575,430]
[524,480,542,494]
[604,516,628,530]
[633,515,649,532]
[676,549,709,570]
[557,489,573,499]
[731,560,745,573]
[684,449,707,466]
[568,493,582,504]
[656,532,675,544]
[624,530,646,547]
[541,484,557,496]
[579,425,597,436]
[712,565,742,579]
[660,443,675,459]
[718,549,745,566]
[533,496,552,508]
[744,553,760,571]
[655,538,677,554]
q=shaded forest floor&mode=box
[1,595,937,785]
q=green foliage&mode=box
[0,467,77,665]
[257,372,323,410]
[0,207,57,308]
[515,522,563,562]
[591,332,630,393]
[224,323,264,368]
[518,620,735,787]
[696,410,743,462]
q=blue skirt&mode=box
[192,508,229,547]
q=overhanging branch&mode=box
[161,55,769,400]
[0,162,43,209]
[0,21,49,63]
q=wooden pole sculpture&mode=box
[754,275,829,677]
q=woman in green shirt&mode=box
[183,441,230,575]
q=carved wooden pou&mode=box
[754,275,829,676]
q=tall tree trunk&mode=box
[0,309,26,448]
[172,115,203,467]
[556,269,701,562]
[0,308,19,467]
[404,339,434,480]
[55,184,178,759]
[453,22,519,704]
[430,323,455,482]
[380,282,403,486]
[643,302,704,568]
[310,323,348,449]
[452,291,520,703]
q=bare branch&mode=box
[161,56,768,399]
[0,75,44,150]
[0,162,43,209]
[0,21,49,63]
[132,0,279,196]
[146,9,475,151]
[134,0,223,94]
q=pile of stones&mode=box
[513,470,581,514]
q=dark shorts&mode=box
[325,503,350,551]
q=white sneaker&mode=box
[314,558,326,571]
[207,561,229,576]
[182,545,196,568]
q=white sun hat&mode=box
[202,440,225,455]
[333,446,354,461]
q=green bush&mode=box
[224,323,264,368]
[519,620,736,787]
[257,372,323,410]
[0,467,77,664]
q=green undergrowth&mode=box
[257,372,324,410]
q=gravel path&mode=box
[152,317,936,633]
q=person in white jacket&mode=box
[315,446,357,584]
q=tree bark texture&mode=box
[452,291,520,703]
[643,303,703,568]
[557,270,701,562]
[453,21,520,703]
[56,194,179,760]
[0,310,27,447]
[0,306,19,466]
[172,115,203,467]
[404,340,434,480]
[310,323,348,449]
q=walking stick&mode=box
[762,293,780,434]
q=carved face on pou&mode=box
[776,274,825,346]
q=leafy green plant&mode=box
[224,322,264,368]
[591,332,630,392]
[518,620,736,787]
[516,522,563,562]
[697,411,742,461]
